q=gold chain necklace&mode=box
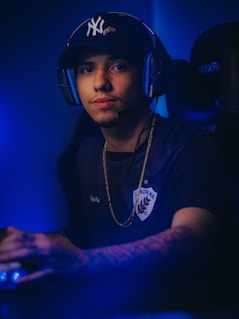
[102,115,156,227]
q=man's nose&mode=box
[94,69,112,92]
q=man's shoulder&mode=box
[156,114,216,145]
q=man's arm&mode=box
[0,207,219,283]
[82,207,219,275]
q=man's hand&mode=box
[0,226,87,284]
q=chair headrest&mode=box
[190,22,239,114]
[166,59,216,125]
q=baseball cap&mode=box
[58,12,155,68]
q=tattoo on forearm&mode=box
[87,226,198,272]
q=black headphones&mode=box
[57,12,172,106]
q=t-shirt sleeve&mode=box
[172,133,227,219]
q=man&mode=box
[0,12,226,312]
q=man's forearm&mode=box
[83,225,200,275]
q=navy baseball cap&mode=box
[58,12,155,68]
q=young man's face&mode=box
[76,47,148,127]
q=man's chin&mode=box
[95,115,120,128]
[98,119,119,128]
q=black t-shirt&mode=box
[65,114,225,248]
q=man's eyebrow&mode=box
[78,56,128,62]
[77,60,94,66]
[108,56,129,61]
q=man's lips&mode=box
[92,97,117,103]
[91,97,117,108]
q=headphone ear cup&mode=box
[155,54,172,97]
[143,32,172,99]
[144,51,172,98]
[57,69,81,106]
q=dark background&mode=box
[0,0,238,231]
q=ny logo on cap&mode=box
[87,16,116,37]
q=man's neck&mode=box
[100,110,154,152]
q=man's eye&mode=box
[78,66,93,74]
[111,64,127,72]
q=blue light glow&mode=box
[10,269,28,283]
[0,271,8,282]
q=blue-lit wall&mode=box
[0,0,238,231]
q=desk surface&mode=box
[0,273,239,319]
